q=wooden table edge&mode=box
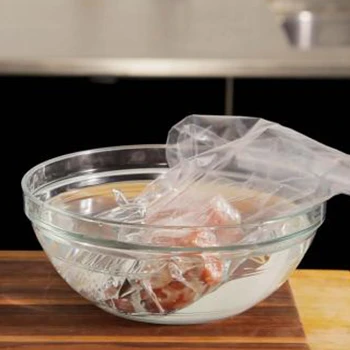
[290,269,350,350]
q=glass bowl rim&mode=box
[22,144,326,251]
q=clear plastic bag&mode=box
[104,115,350,230]
[153,115,350,222]
[95,115,350,315]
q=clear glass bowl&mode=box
[22,145,325,324]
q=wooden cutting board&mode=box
[0,251,310,350]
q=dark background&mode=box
[2,76,349,270]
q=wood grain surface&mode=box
[290,270,350,350]
[0,251,310,350]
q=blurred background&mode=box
[0,0,349,270]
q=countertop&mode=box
[0,251,349,350]
[0,0,349,77]
[290,269,350,350]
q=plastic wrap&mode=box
[95,115,350,315]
